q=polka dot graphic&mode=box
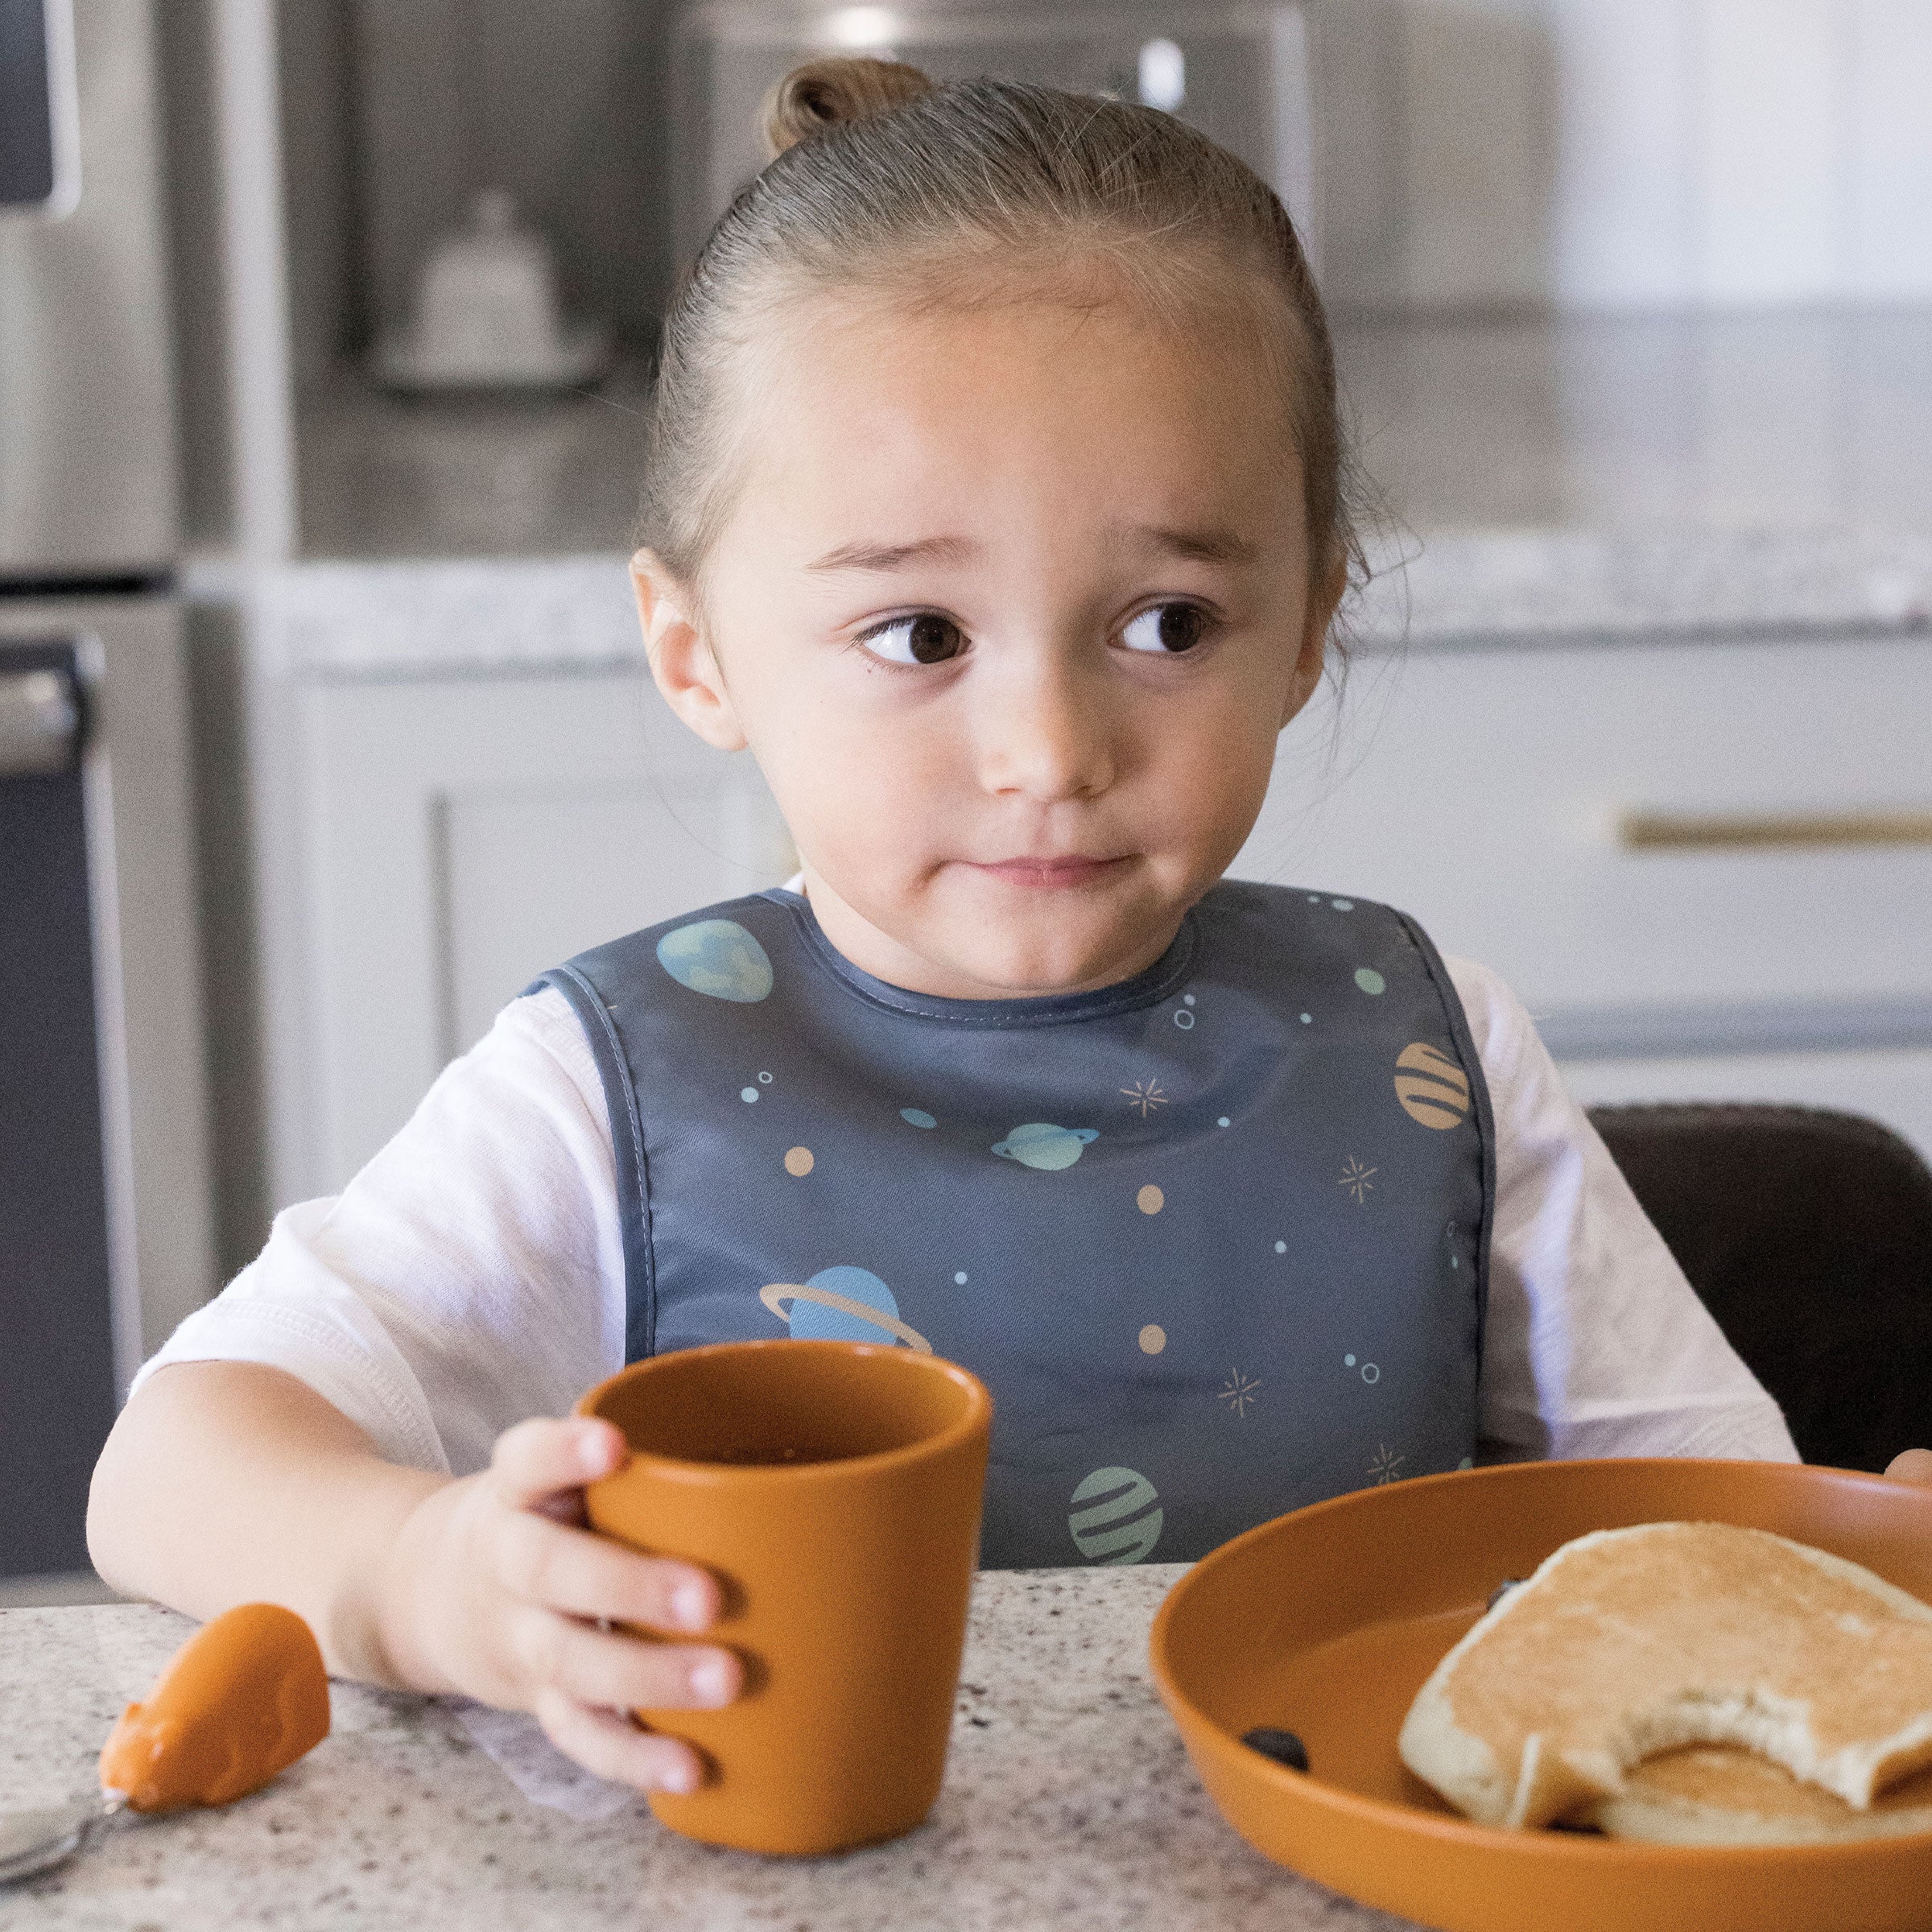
[900,1108,937,1129]
[1355,968,1386,996]
[1331,898,1354,910]
[953,1271,968,1285]
[1138,1323,1166,1355]
[1274,1239,1287,1254]
[655,919,774,1002]
[1068,1467,1163,1564]
[1137,1184,1165,1216]
[740,1088,759,1104]
[783,1146,814,1176]
[1217,1116,1231,1128]
[1173,1009,1195,1030]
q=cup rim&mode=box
[574,1339,993,1484]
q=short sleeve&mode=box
[132,987,625,1478]
[1447,956,1800,1465]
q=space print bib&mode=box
[537,881,1492,1569]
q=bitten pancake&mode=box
[1398,1522,1932,1831]
[1587,1746,1932,1846]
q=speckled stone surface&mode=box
[0,1571,1415,1931]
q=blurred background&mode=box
[3,0,1930,1596]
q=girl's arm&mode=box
[89,1359,737,1794]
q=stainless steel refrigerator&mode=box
[2,0,215,1591]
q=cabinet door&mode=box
[1233,635,1932,1055]
[299,672,794,1189]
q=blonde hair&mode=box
[642,56,1360,602]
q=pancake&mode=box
[1587,1745,1932,1846]
[1398,1521,1932,1831]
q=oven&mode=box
[1,0,215,1596]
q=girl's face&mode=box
[638,287,1342,1000]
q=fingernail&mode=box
[671,1579,710,1631]
[658,1758,700,1795]
[691,1657,733,1706]
[578,1425,614,1476]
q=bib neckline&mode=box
[764,886,1200,1029]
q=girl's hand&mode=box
[1885,1450,1932,1485]
[380,1415,741,1794]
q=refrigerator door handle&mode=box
[0,667,81,776]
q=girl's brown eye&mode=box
[868,613,966,665]
[1121,603,1209,654]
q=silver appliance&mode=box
[1,0,214,1593]
[671,1,1314,270]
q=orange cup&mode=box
[576,1339,993,1856]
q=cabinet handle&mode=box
[0,670,81,778]
[1620,809,1932,852]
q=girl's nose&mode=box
[970,648,1117,804]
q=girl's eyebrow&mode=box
[1128,523,1259,566]
[807,535,977,572]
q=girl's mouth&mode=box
[964,855,1131,889]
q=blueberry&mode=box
[1487,1577,1524,1612]
[1241,1727,1309,1773]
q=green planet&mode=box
[654,919,774,1002]
[991,1122,1099,1170]
[1068,1466,1163,1563]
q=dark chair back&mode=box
[1588,1103,1932,1473]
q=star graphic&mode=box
[1219,1368,1261,1418]
[1121,1079,1169,1118]
[1368,1443,1406,1485]
[1339,1155,1378,1204]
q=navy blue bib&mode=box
[539,881,1492,1567]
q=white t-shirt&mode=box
[137,956,1798,1478]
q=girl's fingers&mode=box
[490,1415,627,1510]
[512,1606,741,1713]
[493,1506,720,1633]
[532,1688,707,1795]
[1885,1447,1932,1485]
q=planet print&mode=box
[655,919,774,1003]
[782,1146,814,1176]
[1138,1323,1166,1355]
[992,1123,1098,1170]
[1068,1466,1163,1564]
[1354,967,1386,996]
[1393,1040,1472,1129]
[900,1108,938,1129]
[760,1266,932,1353]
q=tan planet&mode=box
[1393,1041,1470,1129]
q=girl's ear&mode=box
[1280,549,1349,727]
[634,549,749,752]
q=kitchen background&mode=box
[3,0,1930,1600]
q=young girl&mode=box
[91,59,1918,1802]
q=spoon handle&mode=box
[0,1793,124,1885]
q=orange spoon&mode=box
[1,1603,329,1883]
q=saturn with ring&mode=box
[761,1265,934,1353]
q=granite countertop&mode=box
[247,310,1932,678]
[0,1569,1413,1932]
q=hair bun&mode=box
[762,55,935,157]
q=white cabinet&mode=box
[1233,632,1932,1159]
[295,669,793,1187]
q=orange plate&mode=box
[1148,1458,1932,1932]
